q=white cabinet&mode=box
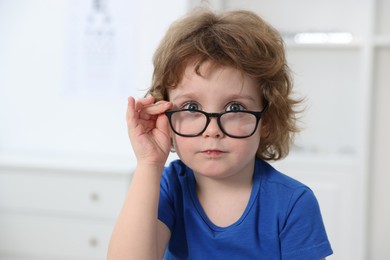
[0,161,131,260]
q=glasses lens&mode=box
[220,112,257,137]
[170,110,207,136]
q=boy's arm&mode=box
[108,164,170,259]
[107,96,172,260]
[158,219,171,257]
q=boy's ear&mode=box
[260,116,270,138]
[170,138,176,153]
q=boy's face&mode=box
[168,61,264,179]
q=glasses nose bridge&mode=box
[206,112,222,119]
[204,112,224,126]
[203,112,224,134]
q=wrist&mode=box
[135,163,165,177]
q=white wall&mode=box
[0,0,187,168]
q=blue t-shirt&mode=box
[158,158,333,259]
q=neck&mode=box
[193,158,256,227]
[194,158,255,197]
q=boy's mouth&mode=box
[201,149,225,156]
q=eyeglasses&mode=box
[165,105,268,138]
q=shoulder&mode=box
[255,158,319,219]
[256,158,307,191]
[255,158,313,200]
[255,159,333,258]
[162,159,189,179]
[160,159,191,191]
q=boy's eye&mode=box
[226,103,245,112]
[183,102,200,111]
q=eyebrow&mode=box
[171,93,198,102]
[228,94,258,103]
[171,92,259,105]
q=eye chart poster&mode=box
[65,0,137,98]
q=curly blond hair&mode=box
[147,8,301,161]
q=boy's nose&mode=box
[202,118,224,138]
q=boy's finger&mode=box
[142,101,172,115]
[134,96,155,112]
[127,96,154,119]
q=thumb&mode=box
[156,112,172,138]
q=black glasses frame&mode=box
[165,104,268,138]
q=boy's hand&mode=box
[126,96,173,167]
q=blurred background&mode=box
[0,0,389,259]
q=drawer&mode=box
[0,169,131,219]
[0,213,113,260]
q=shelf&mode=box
[285,41,362,50]
[283,32,363,49]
